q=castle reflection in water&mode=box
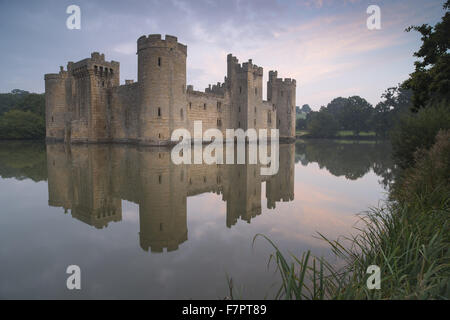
[46,143,295,253]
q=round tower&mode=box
[137,34,187,144]
[44,67,68,142]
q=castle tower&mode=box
[267,71,296,139]
[137,34,187,144]
[68,53,120,143]
[226,55,264,131]
[44,67,69,141]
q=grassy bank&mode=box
[296,130,379,140]
[257,130,449,300]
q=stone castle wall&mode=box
[45,34,296,145]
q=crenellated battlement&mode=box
[68,52,119,74]
[268,70,296,86]
[205,81,226,95]
[242,60,263,76]
[91,52,105,62]
[227,54,263,76]
[137,34,187,55]
[44,73,64,81]
[187,85,224,98]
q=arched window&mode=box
[158,107,161,117]
[158,57,161,66]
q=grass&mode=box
[296,130,377,138]
[254,195,449,299]
[296,130,308,136]
[336,130,376,137]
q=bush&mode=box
[390,103,450,168]
[394,130,450,206]
[0,110,45,140]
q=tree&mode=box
[16,93,45,117]
[301,104,312,113]
[325,96,373,134]
[403,1,450,111]
[307,111,339,138]
[372,86,412,138]
[296,117,307,130]
[0,110,45,140]
[391,103,450,168]
[0,90,46,140]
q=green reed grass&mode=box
[254,193,450,300]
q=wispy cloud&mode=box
[113,42,136,55]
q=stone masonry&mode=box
[45,34,296,145]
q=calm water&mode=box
[0,140,393,299]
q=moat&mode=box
[0,140,392,299]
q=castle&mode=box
[45,34,296,145]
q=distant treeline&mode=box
[0,89,45,140]
[296,87,412,139]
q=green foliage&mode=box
[391,103,450,169]
[301,104,312,113]
[296,117,307,130]
[16,93,45,117]
[0,89,29,116]
[306,111,339,138]
[394,130,450,206]
[372,86,412,138]
[326,96,373,134]
[403,1,450,111]
[0,110,45,140]
[299,90,412,139]
[0,90,45,140]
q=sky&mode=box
[0,0,446,110]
